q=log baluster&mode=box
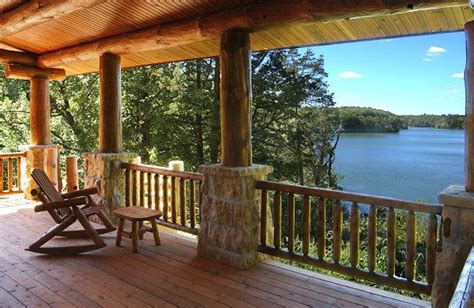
[387,207,396,277]
[148,172,152,209]
[154,174,160,212]
[274,191,282,249]
[426,213,437,285]
[368,205,377,273]
[288,193,295,254]
[317,198,326,260]
[190,179,195,229]
[16,157,21,191]
[132,170,137,206]
[350,202,360,268]
[302,195,311,256]
[260,189,268,246]
[179,177,186,226]
[7,158,13,192]
[0,159,3,192]
[171,176,177,223]
[139,171,145,207]
[333,200,342,264]
[163,175,169,221]
[125,169,130,207]
[406,210,416,281]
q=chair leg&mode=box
[116,218,125,247]
[96,209,116,232]
[72,207,106,248]
[29,215,77,250]
[151,218,161,246]
[132,221,138,253]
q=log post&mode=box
[66,156,79,192]
[30,76,51,145]
[432,20,474,306]
[220,29,252,167]
[466,21,474,192]
[99,52,122,153]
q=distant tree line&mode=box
[335,106,404,133]
[400,114,464,130]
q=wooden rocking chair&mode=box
[27,169,116,255]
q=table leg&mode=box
[116,218,124,247]
[151,218,161,246]
[132,220,138,253]
[138,221,144,240]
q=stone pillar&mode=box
[20,144,61,199]
[83,152,139,220]
[198,164,272,269]
[432,186,474,307]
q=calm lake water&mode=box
[334,127,464,203]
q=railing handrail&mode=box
[120,162,204,181]
[0,152,26,159]
[449,246,474,308]
[256,180,442,214]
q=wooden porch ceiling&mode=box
[0,0,471,76]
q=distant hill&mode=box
[336,106,404,133]
[400,114,464,130]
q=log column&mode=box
[30,76,51,145]
[220,29,252,167]
[99,52,122,153]
[198,29,272,269]
[83,52,138,220]
[432,20,474,306]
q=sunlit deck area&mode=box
[0,195,429,308]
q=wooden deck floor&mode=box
[0,195,429,307]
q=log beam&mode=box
[30,77,51,145]
[37,0,465,68]
[220,29,252,167]
[466,21,474,191]
[0,0,105,38]
[0,49,37,66]
[4,64,65,81]
[99,53,122,153]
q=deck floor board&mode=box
[0,195,430,307]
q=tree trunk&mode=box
[195,60,205,165]
[209,58,220,163]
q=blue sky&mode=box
[309,31,466,115]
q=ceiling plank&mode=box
[0,0,106,38]
[37,0,466,69]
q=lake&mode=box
[334,127,464,203]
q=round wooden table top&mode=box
[113,206,162,221]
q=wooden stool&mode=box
[113,207,162,253]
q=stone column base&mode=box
[20,144,61,200]
[83,152,140,221]
[432,185,474,307]
[197,164,272,269]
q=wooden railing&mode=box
[256,180,443,295]
[0,152,25,195]
[449,246,474,307]
[121,162,204,235]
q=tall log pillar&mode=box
[432,21,474,307]
[198,29,272,269]
[21,76,60,199]
[84,53,138,220]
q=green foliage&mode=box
[401,114,464,129]
[337,106,404,133]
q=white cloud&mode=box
[426,46,447,57]
[338,72,364,79]
[422,58,432,62]
[452,72,464,79]
[440,88,461,94]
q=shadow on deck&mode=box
[0,195,429,307]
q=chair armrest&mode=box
[61,187,98,199]
[34,196,88,212]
